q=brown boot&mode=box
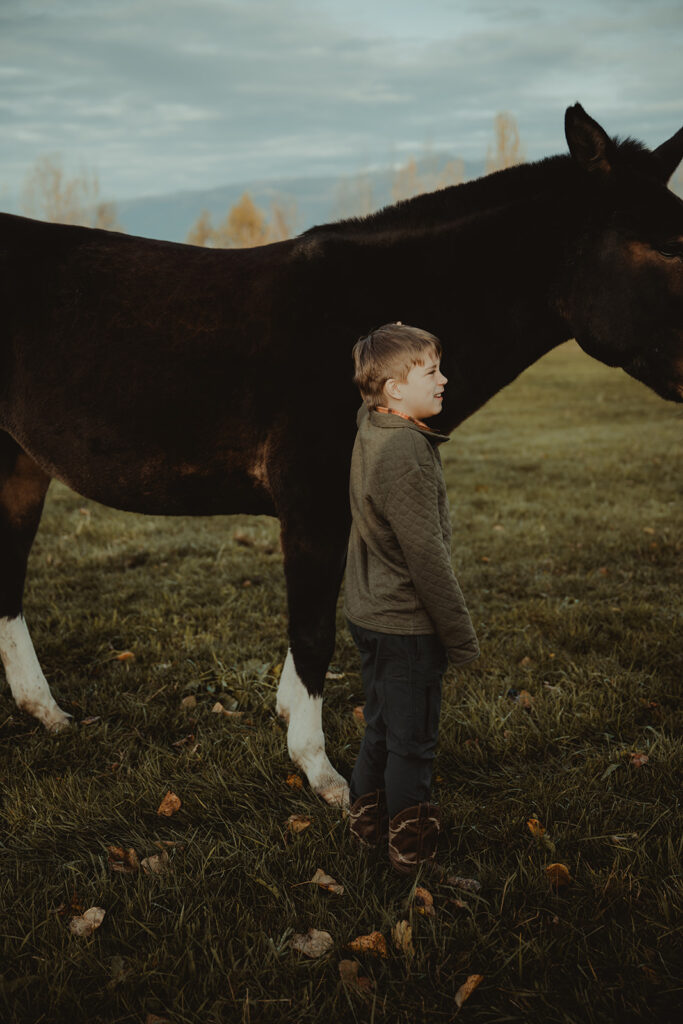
[387,803,441,876]
[348,790,389,848]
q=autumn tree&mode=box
[486,112,525,173]
[186,192,296,248]
[21,154,122,229]
[333,173,374,220]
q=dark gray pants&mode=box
[347,619,447,819]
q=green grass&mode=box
[1,342,681,1023]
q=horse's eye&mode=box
[656,243,683,259]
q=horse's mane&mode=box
[302,137,653,241]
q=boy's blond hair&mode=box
[351,323,442,408]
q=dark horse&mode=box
[1,105,682,805]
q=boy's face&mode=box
[383,351,447,420]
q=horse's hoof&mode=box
[316,776,350,809]
[45,708,73,733]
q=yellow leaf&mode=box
[454,973,484,1009]
[286,773,303,790]
[286,814,311,834]
[114,651,135,662]
[310,868,344,895]
[518,689,534,711]
[347,931,387,957]
[157,791,181,817]
[107,845,140,874]
[391,920,415,960]
[526,818,546,839]
[414,886,435,917]
[69,906,106,937]
[290,928,333,958]
[180,695,197,710]
[546,863,572,889]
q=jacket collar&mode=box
[356,404,450,444]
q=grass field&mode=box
[1,342,681,1023]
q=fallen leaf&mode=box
[290,928,333,958]
[180,695,197,710]
[172,733,195,748]
[338,959,374,992]
[347,931,387,958]
[81,715,101,726]
[211,701,243,718]
[69,906,106,937]
[519,656,532,667]
[115,651,135,662]
[444,875,482,893]
[141,850,171,875]
[546,863,572,889]
[286,814,312,834]
[241,579,252,587]
[325,670,345,680]
[543,681,562,693]
[454,973,484,1009]
[481,555,490,563]
[526,818,546,839]
[391,920,415,960]
[630,752,649,767]
[448,897,468,910]
[157,791,181,817]
[233,530,255,546]
[642,526,655,534]
[414,886,435,917]
[518,689,534,711]
[492,523,505,532]
[146,1015,171,1024]
[286,773,303,790]
[107,846,140,874]
[311,868,344,895]
[352,706,365,723]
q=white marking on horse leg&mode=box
[277,648,349,808]
[0,615,71,731]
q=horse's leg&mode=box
[0,433,70,730]
[276,519,350,807]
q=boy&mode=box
[344,322,479,876]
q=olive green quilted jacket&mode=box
[343,405,479,665]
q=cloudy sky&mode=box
[1,0,682,207]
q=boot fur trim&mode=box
[388,803,441,875]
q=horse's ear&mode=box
[565,103,616,176]
[652,125,683,183]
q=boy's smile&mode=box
[384,355,448,421]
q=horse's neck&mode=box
[344,184,580,429]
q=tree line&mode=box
[22,113,681,247]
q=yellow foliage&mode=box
[21,154,123,230]
[186,192,296,248]
[486,112,525,173]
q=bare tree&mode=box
[486,113,525,174]
[21,154,122,230]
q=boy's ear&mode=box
[385,378,401,401]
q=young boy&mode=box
[344,322,479,876]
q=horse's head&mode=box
[561,103,683,402]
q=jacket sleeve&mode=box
[383,460,479,665]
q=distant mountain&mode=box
[115,155,486,243]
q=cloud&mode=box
[0,0,680,204]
